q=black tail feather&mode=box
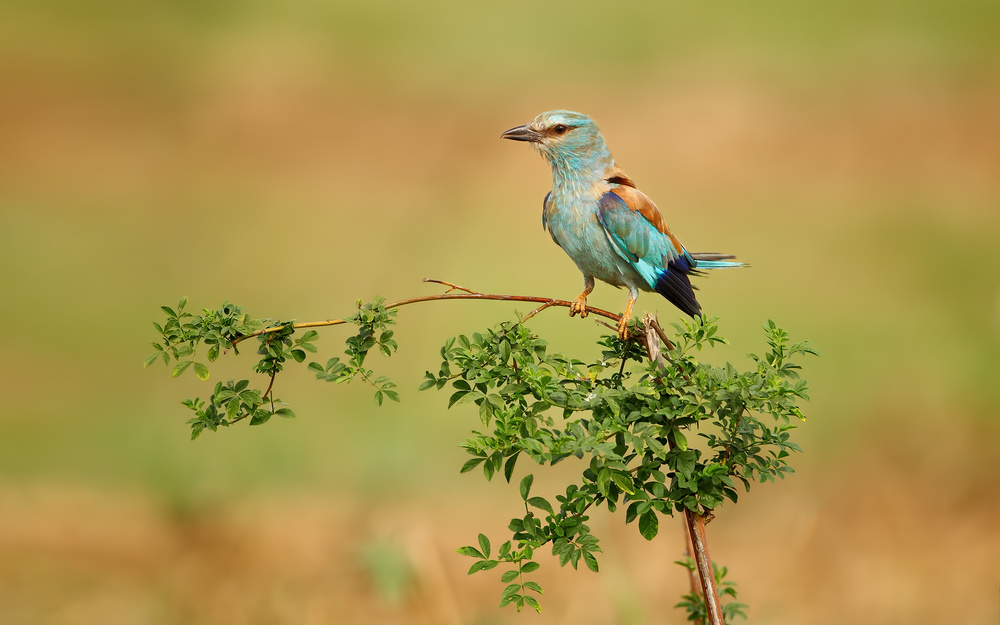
[653,257,701,317]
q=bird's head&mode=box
[501,110,610,171]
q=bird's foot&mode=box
[616,315,630,340]
[569,294,589,318]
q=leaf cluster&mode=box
[308,298,400,405]
[674,558,748,624]
[147,296,814,618]
[425,316,815,610]
[144,298,261,379]
[146,297,399,438]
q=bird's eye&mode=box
[552,124,569,135]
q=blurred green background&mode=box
[1,1,998,623]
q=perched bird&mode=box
[502,110,743,339]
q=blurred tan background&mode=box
[1,1,998,623]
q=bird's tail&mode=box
[689,252,745,269]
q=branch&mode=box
[686,510,725,625]
[641,315,724,625]
[231,278,624,345]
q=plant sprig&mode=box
[427,316,814,613]
[146,285,815,620]
[146,297,399,438]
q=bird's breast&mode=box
[545,188,640,290]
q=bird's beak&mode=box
[501,124,543,143]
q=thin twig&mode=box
[519,300,558,323]
[231,279,624,345]
[423,278,477,294]
[262,370,277,402]
[647,316,676,351]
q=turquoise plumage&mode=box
[502,110,743,338]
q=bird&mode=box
[501,110,743,339]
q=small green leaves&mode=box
[310,298,400,405]
[151,294,812,620]
[150,297,406,439]
[674,559,748,623]
[428,316,811,612]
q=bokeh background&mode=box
[1,1,998,623]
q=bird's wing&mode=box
[542,191,565,248]
[596,187,686,267]
[597,187,701,315]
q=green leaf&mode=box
[582,550,599,572]
[504,453,519,482]
[500,570,518,583]
[478,560,499,571]
[448,390,468,408]
[478,533,491,559]
[456,546,483,559]
[523,595,541,613]
[143,353,158,368]
[596,468,612,498]
[527,497,553,516]
[520,561,540,574]
[249,409,272,426]
[501,583,522,600]
[611,471,635,495]
[499,594,519,608]
[499,340,511,363]
[274,408,296,418]
[671,428,688,451]
[460,457,486,473]
[519,474,534,501]
[522,580,543,594]
[171,360,193,378]
[193,362,210,381]
[675,450,697,479]
[638,511,659,540]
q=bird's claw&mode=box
[569,295,589,318]
[617,316,630,340]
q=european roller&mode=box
[502,110,743,339]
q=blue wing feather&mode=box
[596,192,701,316]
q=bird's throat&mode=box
[545,150,614,196]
